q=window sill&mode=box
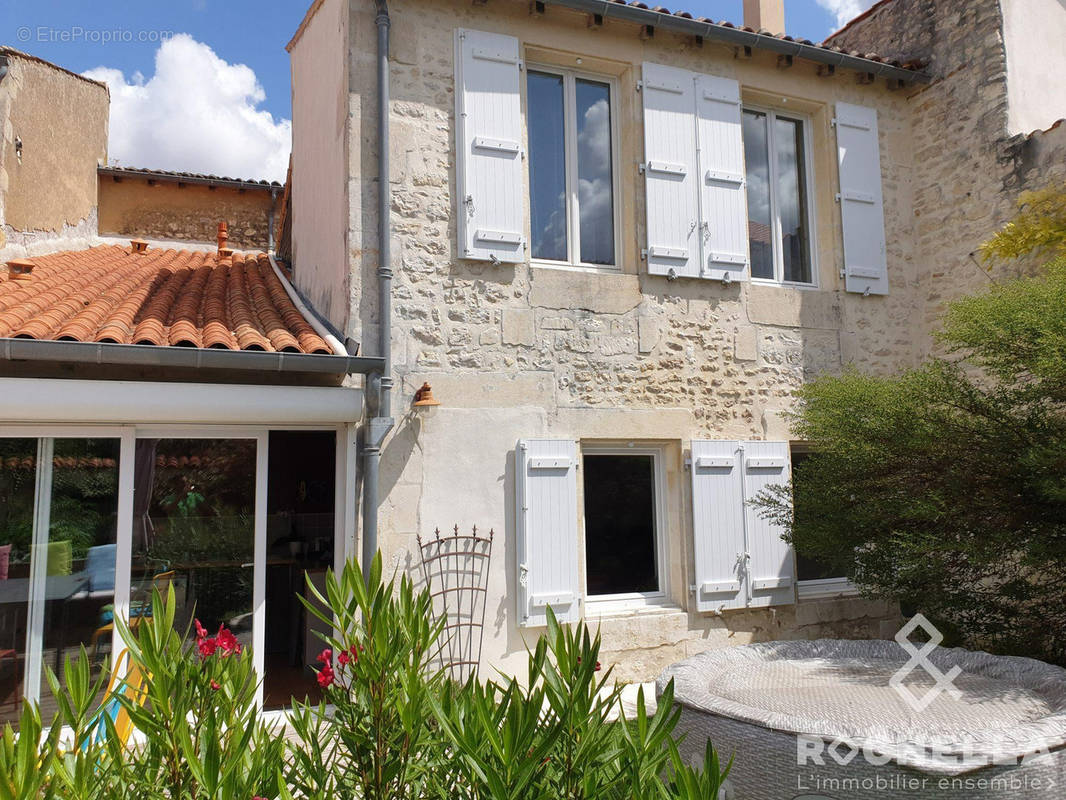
[530,259,623,276]
[796,577,860,601]
[750,277,820,291]
[584,596,681,619]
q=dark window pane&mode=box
[527,71,568,261]
[583,455,658,595]
[775,116,812,284]
[743,110,773,279]
[575,79,614,265]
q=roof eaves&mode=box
[536,0,931,84]
[98,166,282,191]
[0,337,384,377]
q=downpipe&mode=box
[362,0,395,577]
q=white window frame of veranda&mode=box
[0,378,361,710]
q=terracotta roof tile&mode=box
[0,244,333,355]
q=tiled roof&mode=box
[99,166,283,189]
[540,1,924,74]
[0,245,333,355]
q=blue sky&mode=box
[0,0,871,180]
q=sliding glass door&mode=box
[0,432,126,724]
[131,438,258,658]
[0,425,347,721]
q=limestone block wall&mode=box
[828,0,1066,355]
[331,0,918,679]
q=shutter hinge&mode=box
[636,80,643,92]
[518,60,525,71]
[683,456,692,470]
[640,248,648,260]
[834,193,841,203]
[830,117,838,127]
[637,162,646,175]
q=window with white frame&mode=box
[742,107,815,285]
[526,68,618,268]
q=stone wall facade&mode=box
[0,47,108,260]
[828,0,1066,354]
[290,0,1063,681]
[97,175,278,251]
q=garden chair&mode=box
[86,648,148,750]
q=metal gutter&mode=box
[0,337,384,376]
[97,166,282,192]
[540,0,932,84]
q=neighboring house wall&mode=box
[828,0,1066,357]
[0,48,108,259]
[334,0,916,680]
[98,175,277,250]
[1002,0,1066,136]
[287,0,352,333]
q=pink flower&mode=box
[198,637,217,659]
[194,619,208,641]
[210,680,221,691]
[316,664,335,688]
[317,648,332,665]
[216,625,241,657]
[337,650,350,666]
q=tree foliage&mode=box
[755,186,1066,665]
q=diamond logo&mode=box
[889,613,963,712]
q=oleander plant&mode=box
[0,553,730,800]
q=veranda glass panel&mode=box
[575,79,614,265]
[775,115,812,284]
[743,109,774,280]
[132,439,255,654]
[527,71,568,262]
[39,438,120,715]
[0,439,35,725]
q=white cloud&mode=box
[83,34,291,182]
[815,0,878,29]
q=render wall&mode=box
[0,48,108,259]
[288,0,352,332]
[98,177,276,251]
[334,0,919,680]
[1002,0,1066,136]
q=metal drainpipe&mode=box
[268,187,278,252]
[362,0,395,576]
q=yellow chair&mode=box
[88,648,148,749]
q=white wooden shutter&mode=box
[515,439,580,626]
[695,75,750,282]
[835,102,888,296]
[741,441,795,608]
[642,63,700,278]
[455,29,525,263]
[690,440,746,612]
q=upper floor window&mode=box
[743,107,814,285]
[527,68,618,269]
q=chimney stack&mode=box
[743,0,785,34]
[217,221,229,255]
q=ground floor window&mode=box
[582,449,663,600]
[791,446,858,599]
